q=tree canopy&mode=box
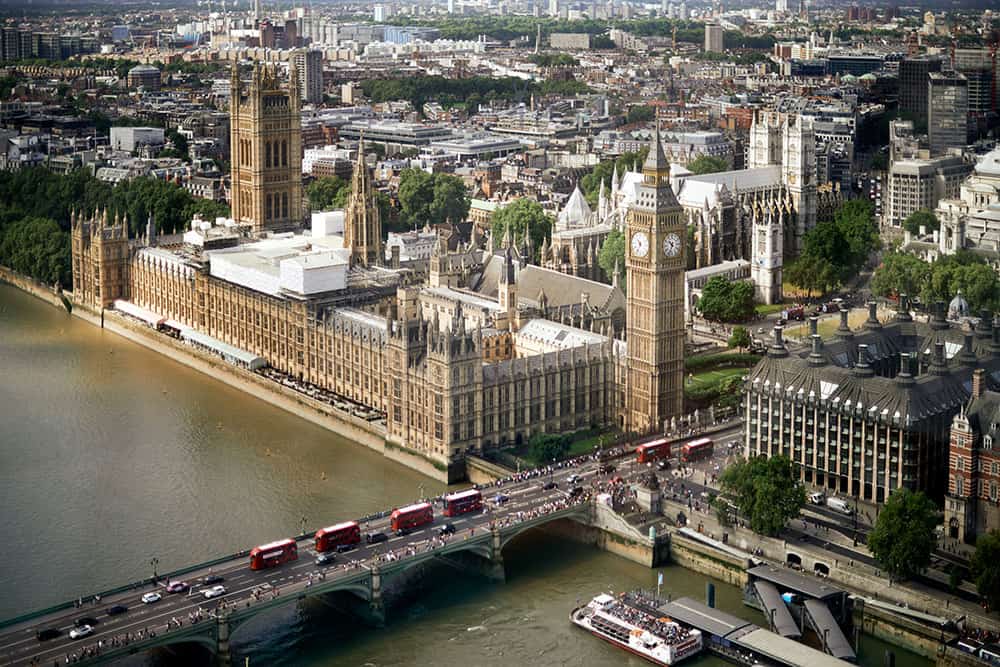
[868,488,939,581]
[0,167,230,288]
[696,276,756,322]
[971,530,1000,611]
[687,155,729,175]
[491,199,552,258]
[397,169,470,229]
[597,228,625,289]
[626,105,656,124]
[786,200,880,294]
[902,209,939,236]
[728,326,751,351]
[307,176,350,211]
[719,455,805,536]
[872,250,999,311]
[0,217,71,287]
[528,432,570,463]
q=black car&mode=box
[542,481,558,490]
[74,617,98,628]
[335,543,357,554]
[366,532,388,544]
[36,628,61,641]
[395,528,411,537]
[315,552,336,566]
[569,486,584,498]
[202,574,225,585]
[107,604,128,616]
[439,523,456,536]
[597,463,616,474]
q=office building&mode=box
[953,48,996,115]
[127,64,161,91]
[704,22,723,54]
[899,57,943,129]
[746,302,1000,504]
[928,71,969,155]
[292,49,323,104]
[886,154,972,228]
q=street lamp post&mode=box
[150,557,159,583]
[300,516,307,536]
[418,484,425,502]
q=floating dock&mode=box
[653,596,852,667]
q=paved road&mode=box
[0,459,609,667]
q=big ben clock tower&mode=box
[624,123,686,434]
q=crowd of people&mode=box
[603,598,693,646]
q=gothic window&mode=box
[282,140,288,167]
[992,482,998,501]
[986,436,994,450]
[265,142,271,168]
[955,476,963,495]
[265,194,272,221]
[282,193,289,219]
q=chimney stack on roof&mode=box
[854,344,875,378]
[977,309,994,339]
[768,325,789,358]
[896,294,912,322]
[837,306,852,338]
[896,352,915,386]
[972,368,985,400]
[864,300,881,329]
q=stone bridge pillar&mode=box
[216,611,232,667]
[369,565,385,627]
[489,526,506,582]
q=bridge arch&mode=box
[785,552,802,568]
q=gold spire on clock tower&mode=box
[624,121,686,434]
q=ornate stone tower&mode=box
[229,62,303,235]
[624,123,686,434]
[781,115,817,253]
[751,208,783,305]
[343,136,382,267]
[498,246,517,324]
[747,110,782,169]
[71,208,129,309]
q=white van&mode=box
[826,497,853,515]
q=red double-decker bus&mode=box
[681,438,714,463]
[443,489,483,517]
[636,438,671,464]
[249,538,298,570]
[314,521,361,552]
[391,502,433,531]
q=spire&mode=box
[612,258,620,288]
[642,118,670,179]
[611,162,619,197]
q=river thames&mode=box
[0,283,929,666]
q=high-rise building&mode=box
[953,48,996,115]
[899,56,943,129]
[624,124,686,434]
[782,116,817,254]
[229,63,304,235]
[343,137,382,268]
[929,71,969,155]
[292,49,323,104]
[775,0,788,12]
[704,22,723,53]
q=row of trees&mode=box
[491,199,553,260]
[784,200,881,295]
[872,250,1000,312]
[360,75,590,115]
[719,456,1000,609]
[0,167,229,288]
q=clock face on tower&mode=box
[663,233,682,258]
[631,231,649,258]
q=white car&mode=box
[69,625,93,640]
[141,592,162,604]
[203,585,226,599]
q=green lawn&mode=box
[518,428,619,467]
[754,303,786,317]
[686,367,747,392]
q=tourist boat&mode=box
[570,593,703,666]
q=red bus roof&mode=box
[394,501,432,514]
[637,438,671,451]
[684,437,713,448]
[316,521,358,534]
[445,488,481,501]
[252,538,295,552]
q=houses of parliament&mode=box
[70,65,687,481]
